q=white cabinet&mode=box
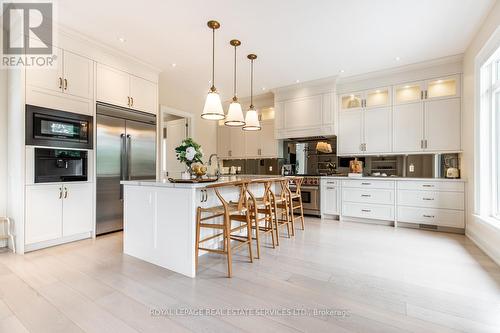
[217,125,231,158]
[321,179,340,216]
[338,87,392,155]
[25,185,63,244]
[97,63,131,108]
[26,48,94,115]
[62,183,93,237]
[97,63,158,114]
[341,179,395,221]
[218,120,278,159]
[393,75,461,153]
[63,51,94,99]
[424,98,461,151]
[274,90,335,139]
[393,102,424,152]
[130,75,158,113]
[338,110,363,155]
[25,183,93,245]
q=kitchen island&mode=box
[121,176,280,277]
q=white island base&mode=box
[122,178,268,277]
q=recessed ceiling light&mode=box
[171,63,177,68]
[395,56,401,61]
[404,85,410,88]
[295,79,300,83]
[376,90,381,93]
[262,87,266,91]
[339,69,345,73]
[117,37,126,43]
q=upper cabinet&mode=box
[97,63,158,115]
[217,119,278,159]
[393,74,461,153]
[274,80,336,139]
[26,47,94,115]
[338,87,392,155]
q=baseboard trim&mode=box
[24,232,92,253]
[466,228,500,267]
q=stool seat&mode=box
[200,203,247,216]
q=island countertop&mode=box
[121,175,286,189]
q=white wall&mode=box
[158,72,217,162]
[0,70,7,217]
[463,0,500,264]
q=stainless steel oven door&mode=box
[290,185,320,212]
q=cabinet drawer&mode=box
[342,179,395,189]
[397,206,464,228]
[342,202,394,221]
[397,180,464,192]
[398,190,464,210]
[322,179,339,186]
[342,188,394,205]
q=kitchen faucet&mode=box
[208,153,221,178]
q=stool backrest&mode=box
[206,180,248,212]
[289,176,304,196]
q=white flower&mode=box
[185,146,196,161]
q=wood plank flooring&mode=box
[0,218,499,333]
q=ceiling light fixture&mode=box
[395,56,401,61]
[201,20,225,121]
[171,63,177,67]
[225,39,245,127]
[339,69,345,73]
[117,37,126,43]
[295,79,300,83]
[243,54,261,131]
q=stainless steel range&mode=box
[290,176,321,217]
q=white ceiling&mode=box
[57,0,494,104]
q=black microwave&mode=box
[26,105,93,149]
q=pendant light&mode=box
[224,39,245,126]
[201,20,225,120]
[243,54,261,131]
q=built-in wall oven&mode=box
[26,104,93,149]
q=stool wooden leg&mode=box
[195,207,201,270]
[273,200,280,246]
[253,206,261,259]
[285,201,291,238]
[268,206,276,248]
[245,210,253,263]
[224,213,232,278]
[299,196,305,230]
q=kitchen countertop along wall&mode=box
[321,176,466,182]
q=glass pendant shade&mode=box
[225,100,245,126]
[201,91,225,120]
[242,107,261,131]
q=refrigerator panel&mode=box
[96,113,126,235]
[126,120,156,180]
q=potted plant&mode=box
[175,138,203,179]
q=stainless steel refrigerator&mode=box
[96,103,156,235]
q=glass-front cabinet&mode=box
[340,92,363,110]
[426,75,460,99]
[394,82,424,105]
[365,87,391,108]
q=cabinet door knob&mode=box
[64,78,68,90]
[131,97,134,107]
[59,187,62,199]
[64,187,68,198]
[58,77,63,89]
[127,96,131,106]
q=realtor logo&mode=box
[2,1,55,67]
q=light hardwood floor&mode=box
[0,218,499,333]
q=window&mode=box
[477,48,500,221]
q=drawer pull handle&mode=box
[422,198,435,201]
[326,187,336,190]
[361,183,371,186]
[361,194,371,197]
[422,184,434,188]
[361,209,371,212]
[327,182,336,184]
[423,214,435,218]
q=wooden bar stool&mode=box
[269,178,293,244]
[195,180,253,278]
[0,217,15,253]
[237,178,277,259]
[288,176,306,230]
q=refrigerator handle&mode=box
[120,133,126,200]
[126,134,132,180]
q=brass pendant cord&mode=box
[233,44,237,98]
[211,28,215,91]
[250,58,254,108]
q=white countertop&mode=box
[121,175,285,189]
[321,176,466,182]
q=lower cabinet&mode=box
[321,179,340,216]
[25,183,93,245]
[341,180,395,221]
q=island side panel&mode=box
[123,185,197,277]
